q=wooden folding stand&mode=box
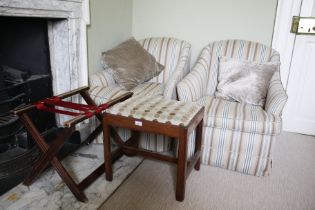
[12,86,132,202]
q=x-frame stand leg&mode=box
[19,113,88,201]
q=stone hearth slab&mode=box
[0,144,143,210]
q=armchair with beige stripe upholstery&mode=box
[89,37,191,151]
[177,40,288,176]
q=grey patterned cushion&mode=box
[215,57,279,106]
[101,37,164,90]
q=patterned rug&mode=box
[0,144,143,210]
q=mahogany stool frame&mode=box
[13,86,132,202]
[103,107,204,201]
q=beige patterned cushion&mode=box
[102,37,164,90]
[106,95,202,127]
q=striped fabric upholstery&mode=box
[177,40,287,176]
[139,37,191,99]
[176,128,275,176]
[89,83,163,103]
[201,127,275,176]
[89,85,129,105]
[89,37,191,151]
[265,72,288,115]
[131,82,163,97]
[89,70,116,88]
[197,96,282,135]
[177,48,209,102]
[139,38,191,84]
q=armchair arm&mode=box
[265,72,288,116]
[176,52,209,102]
[163,45,191,99]
[89,70,116,88]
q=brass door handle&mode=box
[291,16,315,35]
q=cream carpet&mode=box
[100,132,315,210]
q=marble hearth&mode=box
[0,0,90,96]
[0,144,143,210]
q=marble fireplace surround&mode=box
[0,0,90,96]
[0,3,144,209]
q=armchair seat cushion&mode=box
[197,96,282,135]
[89,82,164,105]
[131,82,164,97]
[89,85,129,105]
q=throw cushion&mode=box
[215,56,279,106]
[101,37,164,90]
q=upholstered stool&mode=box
[102,95,204,201]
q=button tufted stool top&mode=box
[105,95,203,127]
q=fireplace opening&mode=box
[0,16,56,132]
[0,16,70,194]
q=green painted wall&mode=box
[87,0,133,75]
[132,0,278,64]
[87,0,278,74]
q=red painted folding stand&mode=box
[12,86,132,202]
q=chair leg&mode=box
[103,120,113,181]
[194,119,203,171]
[176,129,188,201]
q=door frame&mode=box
[272,0,303,89]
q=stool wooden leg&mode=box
[103,119,113,181]
[194,119,203,171]
[176,129,188,202]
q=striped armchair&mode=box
[177,40,287,176]
[89,37,191,151]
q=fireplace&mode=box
[0,0,90,194]
[0,16,57,194]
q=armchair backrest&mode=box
[203,39,280,96]
[139,37,191,84]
